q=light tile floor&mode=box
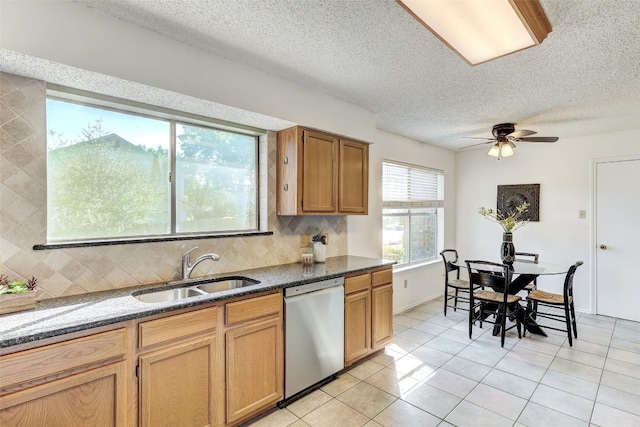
[247,297,640,426]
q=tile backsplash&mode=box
[0,72,347,300]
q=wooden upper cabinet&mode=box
[277,126,369,215]
[339,139,368,214]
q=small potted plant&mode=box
[0,275,38,315]
[310,227,327,262]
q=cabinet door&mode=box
[301,130,338,213]
[372,283,394,350]
[339,139,368,214]
[0,362,126,427]
[226,317,283,424]
[344,289,371,366]
[139,337,216,427]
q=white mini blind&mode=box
[382,161,444,208]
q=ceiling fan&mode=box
[462,123,559,159]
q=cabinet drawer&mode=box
[0,328,126,390]
[372,268,393,287]
[345,273,370,294]
[225,292,281,325]
[139,307,217,349]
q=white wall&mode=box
[456,129,640,313]
[349,130,457,312]
[1,0,457,311]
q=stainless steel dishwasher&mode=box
[284,277,344,399]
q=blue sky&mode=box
[46,98,170,149]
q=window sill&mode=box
[392,258,440,274]
[33,231,274,250]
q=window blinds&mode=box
[382,161,444,208]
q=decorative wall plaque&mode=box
[497,184,540,222]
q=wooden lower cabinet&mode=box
[225,317,283,424]
[139,337,216,427]
[372,283,393,349]
[0,361,126,427]
[344,289,371,364]
[344,267,393,366]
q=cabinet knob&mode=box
[599,244,607,250]
[283,156,288,165]
[283,183,288,191]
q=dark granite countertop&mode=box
[0,256,394,349]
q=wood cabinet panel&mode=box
[0,362,126,427]
[0,328,126,390]
[344,289,371,365]
[225,292,281,325]
[345,272,371,294]
[139,337,216,427]
[339,139,368,214]
[372,268,393,288]
[138,307,217,349]
[301,130,338,213]
[372,284,393,350]
[225,317,283,424]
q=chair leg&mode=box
[443,285,448,316]
[570,301,578,338]
[564,304,573,346]
[453,288,459,312]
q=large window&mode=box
[382,161,444,265]
[46,89,260,243]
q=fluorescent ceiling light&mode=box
[397,0,552,65]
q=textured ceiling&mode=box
[67,0,640,149]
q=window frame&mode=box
[382,160,444,266]
[38,86,270,249]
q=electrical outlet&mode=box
[300,234,310,247]
[404,279,408,289]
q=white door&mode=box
[595,158,640,321]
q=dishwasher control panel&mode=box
[284,277,345,297]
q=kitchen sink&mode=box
[196,276,260,293]
[133,286,206,303]
[133,276,261,303]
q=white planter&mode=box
[313,242,326,263]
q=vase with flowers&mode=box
[0,275,38,314]
[310,227,327,263]
[478,202,530,264]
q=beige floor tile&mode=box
[423,336,468,355]
[444,400,513,427]
[394,328,436,345]
[286,389,333,418]
[348,360,385,380]
[517,402,588,427]
[482,369,538,400]
[465,383,527,420]
[557,347,606,369]
[548,357,603,383]
[335,381,397,418]
[321,373,361,397]
[540,369,599,400]
[607,347,640,366]
[591,402,640,426]
[373,399,441,427]
[600,370,640,396]
[603,357,640,380]
[387,353,438,382]
[363,367,419,398]
[596,385,640,416]
[246,408,299,427]
[401,381,461,419]
[301,399,369,427]
[440,355,492,382]
[530,384,594,422]
[421,368,478,398]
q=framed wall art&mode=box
[497,184,540,221]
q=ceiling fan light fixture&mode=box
[396,0,552,65]
[501,143,515,157]
[488,143,501,157]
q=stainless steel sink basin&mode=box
[133,286,206,303]
[196,277,260,293]
[133,276,260,303]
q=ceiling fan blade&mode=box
[462,137,495,140]
[460,141,494,149]
[508,129,537,138]
[517,136,559,143]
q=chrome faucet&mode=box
[182,247,220,280]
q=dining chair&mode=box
[525,261,583,346]
[465,260,522,347]
[515,252,539,294]
[440,249,478,316]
